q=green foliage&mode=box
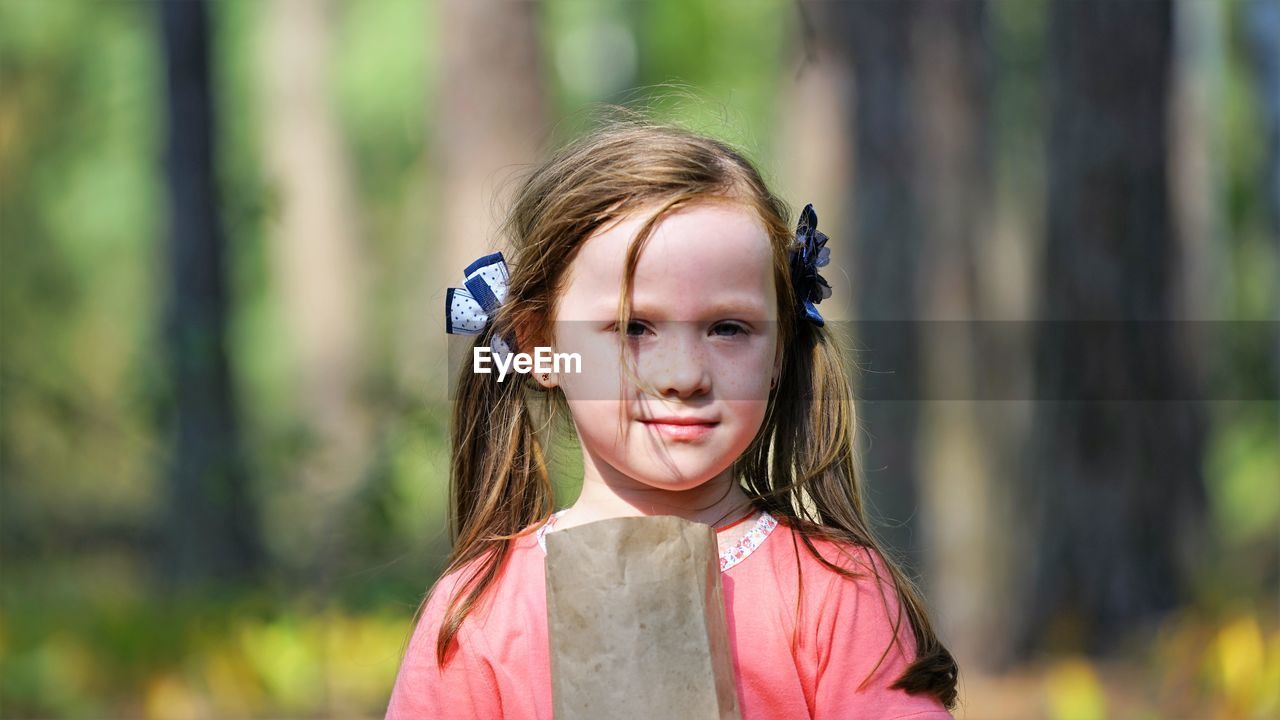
[544,0,790,168]
[334,0,433,206]
[0,0,164,547]
[0,586,409,718]
[1207,406,1280,548]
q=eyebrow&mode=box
[625,296,769,318]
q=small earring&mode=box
[770,376,777,389]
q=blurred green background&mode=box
[1,0,1277,718]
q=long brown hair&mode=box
[423,110,958,709]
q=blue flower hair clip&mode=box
[445,251,514,361]
[788,203,832,327]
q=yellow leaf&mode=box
[1045,657,1107,720]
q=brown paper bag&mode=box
[544,515,741,720]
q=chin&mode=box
[627,459,731,490]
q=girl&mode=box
[386,118,958,719]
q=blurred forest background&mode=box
[1,0,1277,718]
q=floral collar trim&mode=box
[535,509,779,573]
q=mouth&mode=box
[638,416,720,442]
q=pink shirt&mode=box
[386,511,954,719]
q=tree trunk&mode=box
[775,3,853,318]
[1014,0,1208,658]
[260,0,372,578]
[909,0,1004,670]
[158,0,260,587]
[822,0,928,572]
[418,0,550,402]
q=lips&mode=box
[642,416,719,425]
[639,415,719,442]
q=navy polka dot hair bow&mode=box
[445,251,514,361]
[788,203,832,327]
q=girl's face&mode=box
[545,199,780,492]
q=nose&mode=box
[647,326,711,399]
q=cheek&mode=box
[713,358,773,399]
[563,400,625,437]
[707,337,777,400]
[553,328,629,401]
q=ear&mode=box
[516,316,559,390]
[534,370,558,390]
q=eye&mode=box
[711,322,749,337]
[608,320,652,337]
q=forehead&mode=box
[558,200,776,320]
